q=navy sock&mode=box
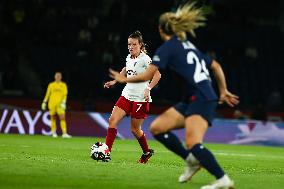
[154,132,189,159]
[191,143,225,179]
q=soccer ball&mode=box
[90,142,111,162]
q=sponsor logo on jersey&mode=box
[127,70,137,76]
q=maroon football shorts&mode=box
[115,96,150,119]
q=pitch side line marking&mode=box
[114,148,284,159]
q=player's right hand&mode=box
[104,80,116,88]
[144,88,151,102]
[41,102,47,111]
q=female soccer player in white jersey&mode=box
[110,3,239,189]
[104,31,161,163]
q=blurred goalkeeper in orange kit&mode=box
[41,72,71,138]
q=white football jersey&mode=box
[121,52,152,102]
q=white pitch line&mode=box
[0,144,31,148]
[214,152,255,157]
[115,148,284,160]
[213,150,284,159]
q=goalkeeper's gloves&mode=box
[61,101,66,110]
[41,101,47,111]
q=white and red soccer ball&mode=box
[90,142,111,162]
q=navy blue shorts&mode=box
[174,100,217,126]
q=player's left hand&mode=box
[109,69,127,83]
[219,89,239,107]
[144,88,150,102]
[61,102,66,110]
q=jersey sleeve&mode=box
[151,45,170,69]
[43,83,51,102]
[144,54,152,67]
[62,83,68,103]
[203,54,213,67]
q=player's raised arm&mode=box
[109,64,158,83]
[210,60,239,107]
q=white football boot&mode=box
[179,153,201,183]
[201,174,235,189]
[52,133,58,138]
[62,133,72,138]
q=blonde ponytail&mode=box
[159,2,207,41]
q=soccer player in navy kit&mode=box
[110,2,239,189]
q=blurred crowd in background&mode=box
[0,0,283,112]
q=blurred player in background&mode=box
[110,3,239,189]
[41,72,71,138]
[104,31,161,163]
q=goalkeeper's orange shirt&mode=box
[43,81,68,106]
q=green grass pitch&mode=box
[1,134,284,189]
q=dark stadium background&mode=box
[0,0,283,117]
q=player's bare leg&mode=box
[150,108,185,135]
[150,108,188,160]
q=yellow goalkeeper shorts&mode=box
[48,104,65,116]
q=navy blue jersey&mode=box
[152,36,218,101]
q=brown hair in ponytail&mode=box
[128,30,147,53]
